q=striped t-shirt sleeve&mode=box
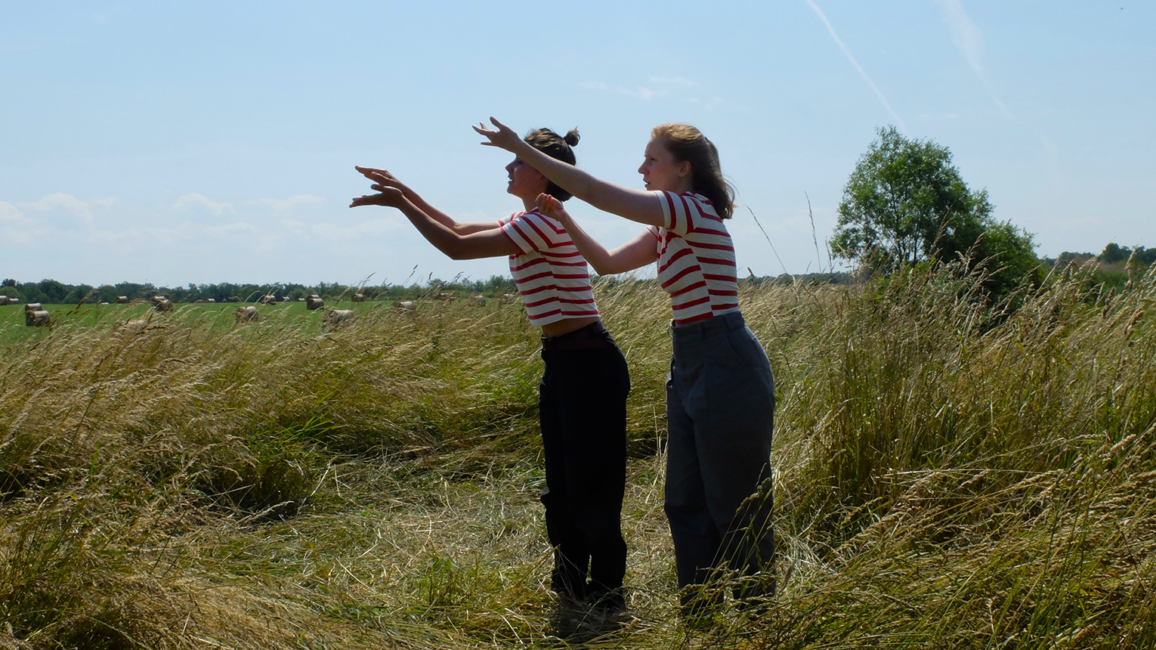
[500,211,573,253]
[656,190,724,235]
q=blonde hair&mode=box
[651,123,735,219]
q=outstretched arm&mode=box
[536,194,656,276]
[351,186,518,260]
[355,166,500,235]
[476,119,665,228]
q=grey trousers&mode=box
[664,311,775,600]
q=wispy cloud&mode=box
[935,0,1056,153]
[804,0,907,133]
[650,76,700,88]
[687,97,725,111]
[20,192,118,224]
[244,194,325,211]
[0,201,26,223]
[280,218,403,242]
[579,81,666,101]
[935,0,1012,119]
[171,192,235,215]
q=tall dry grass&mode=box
[1,263,1153,649]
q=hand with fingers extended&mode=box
[355,166,412,196]
[535,193,571,223]
[473,117,522,153]
[350,185,407,209]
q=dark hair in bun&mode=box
[524,128,579,201]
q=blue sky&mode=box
[2,1,1153,287]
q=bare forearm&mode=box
[560,217,655,276]
[510,140,661,226]
[406,192,497,235]
[396,198,468,259]
[559,216,616,275]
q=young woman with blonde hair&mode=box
[351,128,630,609]
[476,119,775,613]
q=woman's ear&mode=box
[678,161,692,179]
[534,169,550,193]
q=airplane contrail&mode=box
[805,0,908,133]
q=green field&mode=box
[1,268,1154,649]
[0,301,394,346]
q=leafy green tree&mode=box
[832,126,1040,296]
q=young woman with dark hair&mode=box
[476,119,775,613]
[350,129,631,609]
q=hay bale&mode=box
[114,318,149,335]
[24,302,42,312]
[0,296,6,304]
[25,310,50,327]
[352,293,366,302]
[259,294,277,305]
[206,298,216,303]
[150,295,168,305]
[194,299,205,304]
[306,295,324,310]
[100,302,109,305]
[500,293,517,304]
[225,296,241,303]
[153,299,174,312]
[116,296,129,304]
[396,300,415,313]
[322,309,355,331]
[235,306,259,323]
[296,297,305,302]
[469,293,486,306]
[9,298,19,305]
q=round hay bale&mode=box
[206,298,216,303]
[352,293,366,302]
[151,295,168,305]
[322,309,355,331]
[296,297,305,302]
[469,293,486,306]
[24,302,42,312]
[235,306,259,323]
[7,298,17,305]
[153,299,174,312]
[25,310,50,327]
[114,318,149,335]
[306,295,324,310]
[396,300,415,313]
[500,293,517,304]
[116,296,129,304]
[0,296,7,304]
[100,302,109,305]
[225,296,241,303]
[259,294,277,305]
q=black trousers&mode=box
[538,327,630,598]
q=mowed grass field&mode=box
[1,266,1154,649]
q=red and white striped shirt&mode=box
[499,209,600,327]
[647,191,740,326]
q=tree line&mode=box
[830,126,1151,296]
[0,276,518,306]
[5,127,1149,306]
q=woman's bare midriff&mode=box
[540,316,602,339]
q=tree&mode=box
[832,126,1040,295]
